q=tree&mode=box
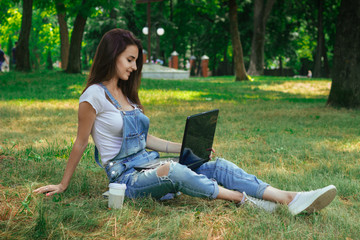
[313,0,329,78]
[228,0,249,81]
[46,49,53,70]
[83,4,125,69]
[290,0,339,76]
[66,0,117,73]
[7,37,14,70]
[55,0,69,70]
[264,0,298,75]
[65,0,89,73]
[327,0,360,108]
[247,0,276,76]
[15,0,33,71]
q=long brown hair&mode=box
[84,29,144,110]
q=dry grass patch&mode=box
[255,80,331,97]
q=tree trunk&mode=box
[66,3,88,74]
[15,0,33,72]
[327,0,360,108]
[55,0,69,70]
[7,37,13,70]
[314,0,330,78]
[247,0,276,76]
[322,42,330,77]
[170,0,176,52]
[228,0,249,81]
[32,47,40,70]
[314,0,324,78]
[46,49,53,70]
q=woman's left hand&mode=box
[33,184,66,197]
[207,148,216,160]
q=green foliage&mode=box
[265,0,340,74]
[0,0,18,25]
[0,0,340,75]
[83,5,127,68]
[0,6,22,53]
[33,199,48,239]
[30,7,61,70]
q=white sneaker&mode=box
[102,191,109,199]
[240,192,279,213]
[288,185,337,215]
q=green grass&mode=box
[0,71,359,239]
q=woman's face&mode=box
[115,45,139,81]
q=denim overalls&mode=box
[96,84,269,200]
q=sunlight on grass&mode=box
[0,99,79,109]
[170,76,235,83]
[255,81,331,97]
[320,138,360,153]
[140,89,209,104]
[0,100,78,150]
[67,84,84,97]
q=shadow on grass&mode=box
[141,77,329,104]
[0,71,329,104]
[0,71,87,100]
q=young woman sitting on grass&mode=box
[34,29,337,215]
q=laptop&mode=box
[134,109,219,171]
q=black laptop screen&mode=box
[179,109,219,169]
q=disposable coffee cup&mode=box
[108,183,127,209]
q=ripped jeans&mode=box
[104,150,269,200]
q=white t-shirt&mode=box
[79,84,124,164]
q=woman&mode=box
[34,29,336,215]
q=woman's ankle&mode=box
[263,186,297,205]
[285,192,298,205]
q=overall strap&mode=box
[99,83,122,110]
[94,146,103,168]
[99,83,139,110]
[94,83,140,167]
[94,83,123,168]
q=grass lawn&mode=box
[0,71,359,239]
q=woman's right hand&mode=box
[33,183,66,197]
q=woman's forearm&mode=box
[59,140,88,190]
[146,134,182,153]
[59,101,95,189]
[34,102,96,196]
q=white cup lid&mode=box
[109,183,127,190]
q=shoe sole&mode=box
[292,185,337,215]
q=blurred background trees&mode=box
[0,0,342,76]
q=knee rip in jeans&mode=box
[157,162,171,180]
